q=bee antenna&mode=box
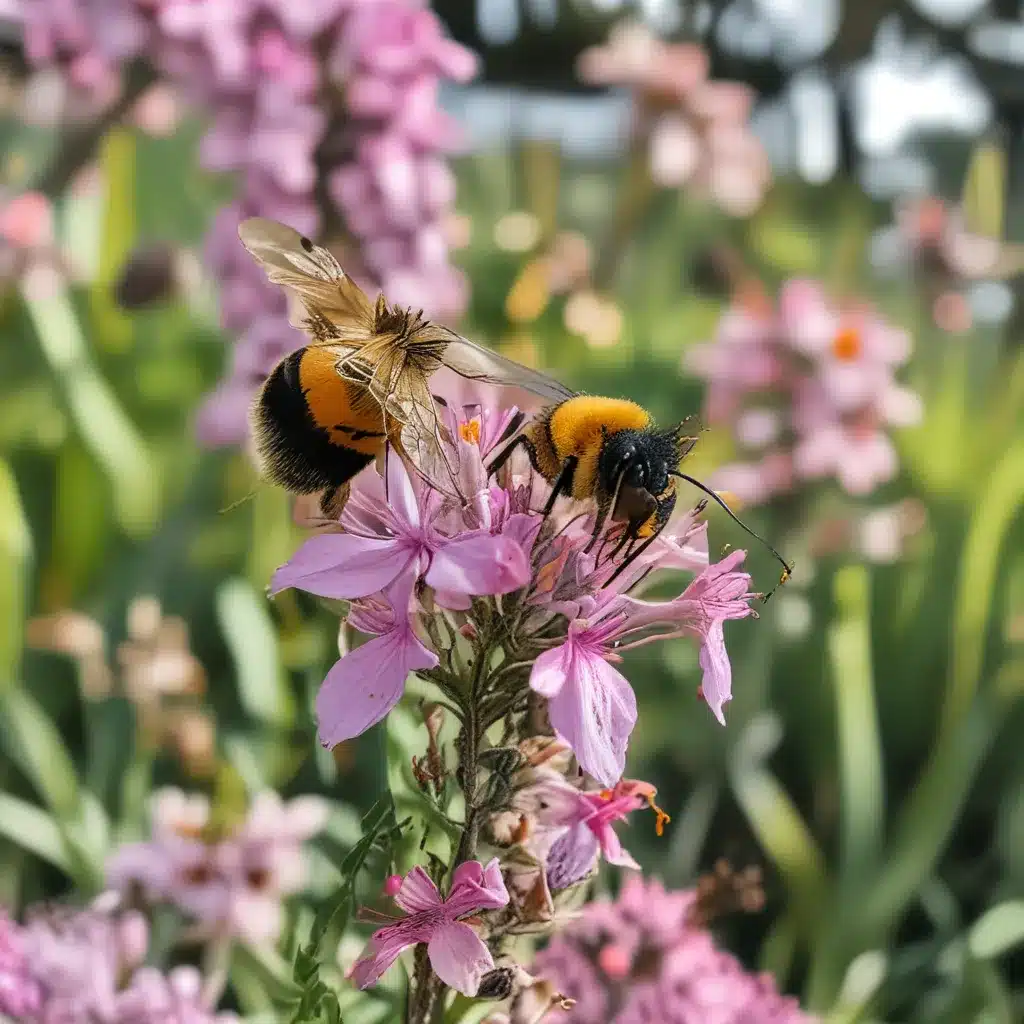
[668,471,792,600]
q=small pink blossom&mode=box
[351,859,509,996]
[624,550,757,724]
[525,774,667,872]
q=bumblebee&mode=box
[237,217,574,514]
[489,395,792,590]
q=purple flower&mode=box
[624,550,757,724]
[688,278,922,505]
[532,875,817,1024]
[522,774,668,873]
[316,572,438,746]
[0,909,42,1019]
[351,859,509,996]
[106,787,327,946]
[270,455,531,603]
[528,547,750,785]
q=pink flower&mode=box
[530,610,639,789]
[527,775,667,872]
[270,455,530,603]
[351,859,509,996]
[316,573,438,746]
[625,551,756,725]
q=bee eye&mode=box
[627,462,645,486]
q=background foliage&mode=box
[3,2,1024,1022]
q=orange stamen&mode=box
[599,789,614,801]
[831,326,862,361]
[646,791,671,837]
[459,418,481,445]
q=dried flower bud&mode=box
[478,966,516,1000]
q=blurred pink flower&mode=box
[351,859,509,995]
[688,279,922,503]
[533,875,815,1023]
[106,787,327,946]
[0,909,42,1019]
[578,22,770,216]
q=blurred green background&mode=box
[3,2,1024,1022]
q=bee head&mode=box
[600,428,681,501]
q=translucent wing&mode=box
[438,331,576,403]
[237,217,375,341]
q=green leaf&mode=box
[0,791,72,872]
[0,459,31,687]
[216,578,295,728]
[829,566,884,882]
[89,127,136,353]
[729,727,829,928]
[968,901,1024,960]
[943,439,1024,739]
[0,686,80,817]
[21,278,158,534]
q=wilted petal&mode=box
[545,645,637,788]
[316,626,438,746]
[270,533,414,600]
[546,824,600,892]
[427,921,493,996]
[425,534,530,598]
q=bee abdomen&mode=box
[251,348,376,495]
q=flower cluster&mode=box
[687,278,923,503]
[271,399,757,787]
[530,875,815,1023]
[20,0,478,448]
[578,21,770,217]
[1,898,234,1024]
[106,787,327,945]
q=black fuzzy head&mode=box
[598,426,686,505]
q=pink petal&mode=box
[394,867,442,914]
[594,822,640,870]
[351,918,432,990]
[529,643,571,699]
[546,645,637,788]
[698,620,732,725]
[446,858,510,916]
[315,626,438,746]
[426,921,493,996]
[270,533,414,600]
[425,534,530,598]
[386,454,420,528]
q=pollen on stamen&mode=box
[646,792,671,837]
[459,419,482,445]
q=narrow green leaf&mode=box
[0,687,80,816]
[216,578,295,728]
[968,901,1024,960]
[0,791,72,872]
[21,279,158,533]
[729,755,828,926]
[89,127,136,353]
[829,566,884,882]
[943,439,1024,739]
[0,460,31,687]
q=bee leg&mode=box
[584,495,614,555]
[319,483,351,520]
[542,457,578,518]
[605,525,664,588]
